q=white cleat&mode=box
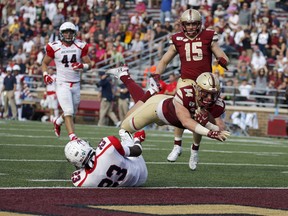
[119,129,134,146]
[189,149,199,171]
[167,145,182,162]
[147,77,160,95]
[106,66,129,79]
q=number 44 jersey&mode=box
[70,136,148,187]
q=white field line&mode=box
[28,179,70,182]
[0,159,287,168]
[1,186,288,189]
[0,132,286,148]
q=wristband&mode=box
[205,122,220,131]
[194,123,210,136]
[43,71,48,77]
[83,64,89,70]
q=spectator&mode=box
[13,65,25,121]
[135,0,147,15]
[1,67,17,120]
[237,50,251,69]
[238,79,253,101]
[125,32,144,61]
[238,2,251,29]
[97,72,120,127]
[271,35,286,59]
[44,0,57,23]
[256,25,271,57]
[52,8,65,29]
[160,0,172,24]
[241,29,253,59]
[212,59,225,77]
[227,9,239,31]
[254,67,268,105]
[251,50,267,74]
[164,73,178,95]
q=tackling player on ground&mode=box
[41,22,92,141]
[64,129,147,187]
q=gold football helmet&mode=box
[196,72,220,107]
[180,9,202,38]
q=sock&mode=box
[56,115,64,125]
[69,133,77,141]
[121,75,144,103]
[139,91,154,103]
[54,109,59,118]
[174,137,182,146]
[192,143,200,151]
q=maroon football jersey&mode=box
[161,85,225,128]
[171,29,218,80]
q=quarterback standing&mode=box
[41,22,92,141]
[153,9,229,170]
[65,130,147,187]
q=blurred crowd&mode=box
[0,0,288,121]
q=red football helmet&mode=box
[180,9,202,38]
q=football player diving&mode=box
[106,66,230,169]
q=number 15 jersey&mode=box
[71,136,148,187]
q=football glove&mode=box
[207,130,230,142]
[43,72,54,85]
[134,130,146,142]
[217,57,228,70]
[72,62,89,70]
[194,108,209,126]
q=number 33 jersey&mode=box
[70,136,148,187]
[45,39,89,83]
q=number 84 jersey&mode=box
[71,136,148,187]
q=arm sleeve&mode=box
[46,44,55,58]
[81,43,89,58]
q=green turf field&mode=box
[0,120,287,188]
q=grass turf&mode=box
[0,120,287,188]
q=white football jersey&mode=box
[15,74,24,91]
[45,39,88,83]
[71,136,147,187]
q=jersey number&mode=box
[185,42,203,61]
[98,165,127,187]
[61,54,77,67]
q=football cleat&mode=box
[189,149,199,171]
[119,129,134,146]
[147,77,160,95]
[167,145,182,162]
[106,66,129,79]
[53,119,61,137]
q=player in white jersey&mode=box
[13,65,25,121]
[41,22,92,141]
[65,129,147,187]
[44,68,59,122]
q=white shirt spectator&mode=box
[130,15,143,25]
[44,1,58,22]
[23,39,35,54]
[239,81,253,99]
[251,51,267,71]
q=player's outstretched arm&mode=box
[174,101,230,142]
